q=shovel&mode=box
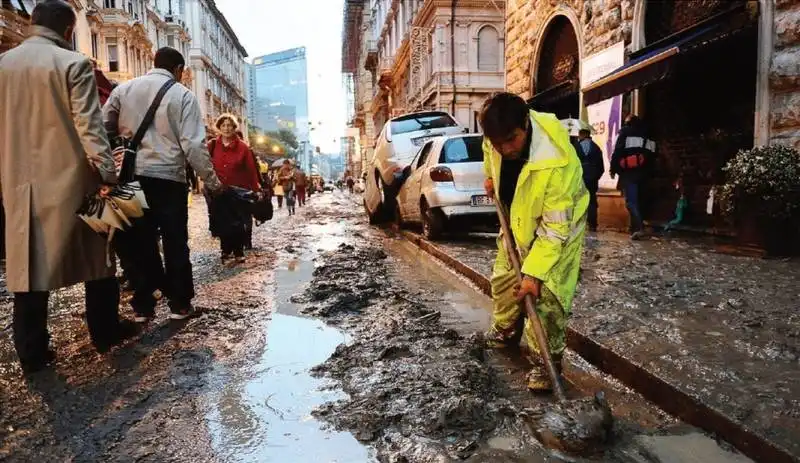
[493,199,567,401]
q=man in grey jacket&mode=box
[104,47,223,322]
[0,0,137,372]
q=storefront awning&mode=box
[527,80,579,110]
[582,3,756,106]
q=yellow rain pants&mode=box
[490,234,567,355]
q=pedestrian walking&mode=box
[573,128,604,231]
[104,46,224,323]
[273,171,285,208]
[0,0,138,372]
[610,115,656,240]
[295,168,308,206]
[480,93,589,392]
[208,115,262,264]
[278,160,297,216]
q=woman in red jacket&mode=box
[208,114,262,264]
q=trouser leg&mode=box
[84,277,121,347]
[114,197,162,317]
[12,291,50,366]
[244,216,253,249]
[586,182,599,230]
[488,235,524,343]
[143,178,194,312]
[623,181,643,232]
[523,286,568,357]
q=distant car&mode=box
[394,134,497,240]
[364,110,466,224]
[323,183,334,192]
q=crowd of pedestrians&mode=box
[0,0,314,373]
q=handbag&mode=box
[116,79,177,183]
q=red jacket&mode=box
[95,69,115,106]
[208,137,262,192]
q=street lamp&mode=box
[271,145,281,154]
[257,135,266,145]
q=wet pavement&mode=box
[404,227,800,460]
[0,191,768,462]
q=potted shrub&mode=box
[719,145,800,255]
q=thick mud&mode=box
[295,241,615,462]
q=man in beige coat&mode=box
[0,0,136,373]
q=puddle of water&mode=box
[206,259,376,463]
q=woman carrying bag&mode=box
[207,114,262,265]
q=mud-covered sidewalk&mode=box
[420,230,800,460]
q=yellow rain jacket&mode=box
[483,110,589,313]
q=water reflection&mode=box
[206,257,375,462]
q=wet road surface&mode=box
[0,191,760,462]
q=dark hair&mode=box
[579,128,591,136]
[479,92,529,141]
[154,47,185,71]
[32,0,76,37]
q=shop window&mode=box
[91,33,98,58]
[477,26,499,71]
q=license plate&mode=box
[471,195,493,206]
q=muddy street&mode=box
[0,191,756,462]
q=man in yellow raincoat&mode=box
[480,93,589,392]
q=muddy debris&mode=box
[300,242,615,461]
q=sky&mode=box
[215,0,346,154]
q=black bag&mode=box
[251,195,273,224]
[115,79,178,183]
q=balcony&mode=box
[378,54,394,85]
[364,40,378,71]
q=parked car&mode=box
[394,134,497,240]
[364,110,466,223]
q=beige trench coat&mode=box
[0,27,118,292]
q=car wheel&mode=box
[421,200,445,241]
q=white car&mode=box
[364,110,466,223]
[394,134,497,240]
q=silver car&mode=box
[395,134,496,240]
[363,111,466,223]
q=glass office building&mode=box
[250,47,310,169]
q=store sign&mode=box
[581,41,625,190]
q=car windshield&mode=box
[390,112,458,136]
[441,137,483,163]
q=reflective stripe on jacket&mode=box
[482,110,589,312]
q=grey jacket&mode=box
[103,68,221,190]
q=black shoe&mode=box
[95,319,140,353]
[20,349,56,374]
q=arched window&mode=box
[477,26,499,71]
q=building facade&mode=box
[343,0,505,177]
[504,0,800,231]
[1,0,192,83]
[249,47,311,171]
[183,0,247,134]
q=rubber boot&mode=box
[526,353,563,392]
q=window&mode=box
[440,136,483,163]
[416,142,434,169]
[477,26,499,71]
[107,42,119,72]
[390,111,458,136]
[167,35,175,47]
[91,33,98,58]
[104,0,115,8]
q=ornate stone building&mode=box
[504,0,800,230]
[343,0,505,176]
[183,0,248,135]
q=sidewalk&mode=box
[423,231,800,461]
